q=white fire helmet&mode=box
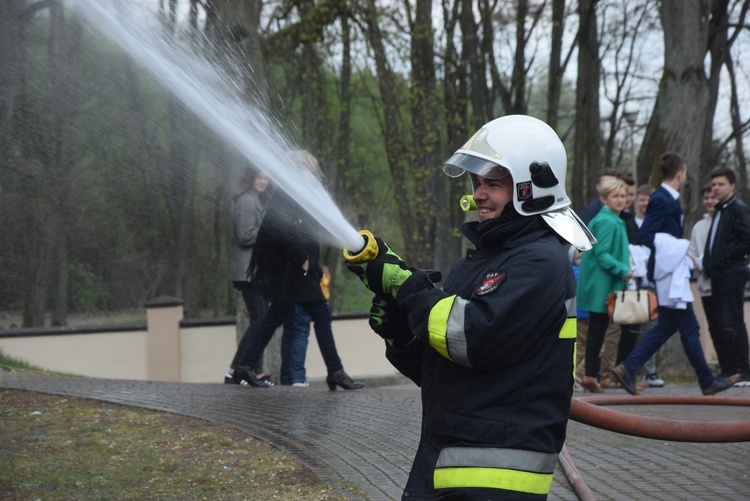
[442,115,596,251]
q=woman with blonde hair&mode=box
[578,179,634,392]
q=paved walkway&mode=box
[2,372,750,500]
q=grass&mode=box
[0,352,358,500]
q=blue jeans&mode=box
[237,300,343,376]
[280,305,311,384]
[623,303,714,389]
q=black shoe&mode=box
[702,377,733,396]
[235,366,274,388]
[612,364,639,395]
[326,370,364,391]
[224,371,246,385]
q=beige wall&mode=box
[0,331,148,380]
[0,315,398,383]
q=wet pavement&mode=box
[2,372,750,500]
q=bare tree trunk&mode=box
[466,0,488,123]
[0,0,26,168]
[699,0,730,189]
[510,0,529,115]
[410,0,439,269]
[49,3,84,326]
[435,0,471,275]
[639,0,710,227]
[23,231,52,327]
[546,0,566,129]
[573,0,602,210]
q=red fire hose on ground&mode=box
[559,395,750,499]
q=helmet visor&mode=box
[442,153,510,180]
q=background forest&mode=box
[0,0,749,328]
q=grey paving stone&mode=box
[2,373,749,500]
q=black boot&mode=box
[326,370,364,391]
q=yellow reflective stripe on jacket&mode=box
[434,467,553,494]
[562,296,577,379]
[427,295,473,366]
[559,297,577,339]
[434,447,557,494]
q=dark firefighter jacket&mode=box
[388,212,576,500]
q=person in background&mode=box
[703,167,750,386]
[689,184,721,375]
[578,179,634,393]
[280,267,331,387]
[346,115,594,499]
[234,150,364,391]
[225,168,272,385]
[633,184,653,227]
[577,168,622,389]
[613,152,733,396]
[570,247,590,391]
[599,175,638,389]
[627,184,663,387]
[579,168,621,225]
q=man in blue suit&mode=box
[613,152,734,396]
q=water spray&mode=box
[69,0,363,251]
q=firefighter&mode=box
[345,115,595,499]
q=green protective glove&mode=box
[345,236,412,299]
[369,294,417,349]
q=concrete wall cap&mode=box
[144,296,185,308]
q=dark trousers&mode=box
[623,303,714,389]
[712,271,750,375]
[701,295,727,374]
[585,312,611,378]
[237,300,343,376]
[233,281,268,322]
[230,281,268,369]
[616,324,641,365]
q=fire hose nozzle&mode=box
[460,195,477,212]
[343,229,379,263]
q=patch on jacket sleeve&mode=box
[475,271,506,296]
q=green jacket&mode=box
[578,206,631,313]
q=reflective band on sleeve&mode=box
[436,447,558,471]
[428,295,472,367]
[427,295,454,360]
[558,317,576,339]
[434,467,553,495]
[559,297,577,339]
[434,447,557,495]
[562,296,577,380]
